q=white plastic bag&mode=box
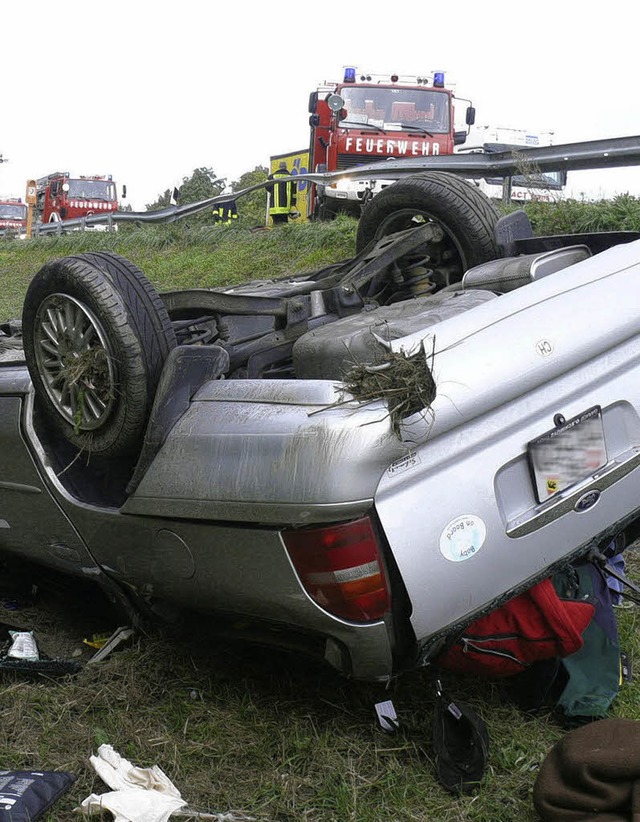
[7,631,39,661]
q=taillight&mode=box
[282,517,390,622]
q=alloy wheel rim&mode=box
[33,293,117,431]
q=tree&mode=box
[179,167,226,206]
[146,188,173,211]
[231,165,269,226]
[146,167,226,221]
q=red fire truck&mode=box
[0,198,27,233]
[302,67,476,218]
[35,172,122,224]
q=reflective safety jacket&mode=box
[266,170,297,215]
[212,200,238,225]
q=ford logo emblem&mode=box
[574,490,601,512]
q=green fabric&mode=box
[553,564,620,719]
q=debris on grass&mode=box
[86,626,134,664]
[7,630,39,661]
[78,744,256,821]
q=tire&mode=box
[22,255,176,457]
[355,172,501,286]
[67,251,176,366]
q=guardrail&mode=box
[5,134,640,237]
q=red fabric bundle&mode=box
[437,578,594,678]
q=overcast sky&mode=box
[2,1,639,211]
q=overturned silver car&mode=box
[2,173,640,681]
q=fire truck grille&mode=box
[336,154,391,170]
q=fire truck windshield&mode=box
[67,179,116,201]
[0,203,27,219]
[338,86,450,133]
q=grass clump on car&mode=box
[343,340,437,437]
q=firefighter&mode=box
[266,161,297,225]
[212,200,239,225]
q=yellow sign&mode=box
[268,149,310,224]
[25,179,37,205]
[25,178,37,238]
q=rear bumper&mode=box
[54,491,403,682]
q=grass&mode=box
[2,204,640,821]
[0,218,358,321]
[0,578,562,822]
[343,344,437,437]
[3,572,640,822]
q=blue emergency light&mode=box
[343,67,356,83]
[433,71,445,88]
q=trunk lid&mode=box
[374,240,640,652]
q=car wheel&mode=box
[22,255,176,457]
[355,172,501,286]
[67,251,177,363]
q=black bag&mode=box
[431,684,489,795]
[0,770,76,821]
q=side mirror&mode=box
[466,106,476,126]
[454,130,468,146]
[50,182,58,196]
[122,184,127,199]
[309,114,320,127]
[308,92,318,114]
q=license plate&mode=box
[528,406,607,503]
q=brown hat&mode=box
[533,718,640,821]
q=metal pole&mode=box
[502,176,513,204]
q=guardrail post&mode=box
[502,176,513,204]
